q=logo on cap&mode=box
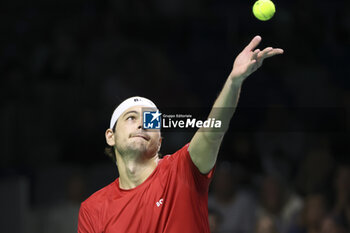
[143,110,161,129]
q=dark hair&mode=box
[105,123,117,163]
[105,146,116,163]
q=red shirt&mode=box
[78,143,215,233]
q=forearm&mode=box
[188,75,243,174]
[204,74,244,140]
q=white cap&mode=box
[109,96,157,129]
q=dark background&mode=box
[0,0,349,232]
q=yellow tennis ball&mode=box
[253,0,276,21]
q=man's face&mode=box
[111,106,161,158]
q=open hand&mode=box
[230,36,284,83]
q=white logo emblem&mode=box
[143,110,162,129]
[156,198,163,207]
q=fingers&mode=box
[251,47,284,72]
[238,39,284,77]
[247,49,260,71]
[258,47,284,61]
[259,47,273,57]
[244,35,262,52]
[249,49,260,66]
[256,47,272,66]
[252,49,260,61]
[265,48,284,58]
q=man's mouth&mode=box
[131,133,150,141]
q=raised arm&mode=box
[188,35,284,174]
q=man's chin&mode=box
[126,142,148,153]
[125,143,159,158]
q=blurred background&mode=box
[1,0,350,232]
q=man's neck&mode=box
[116,152,159,190]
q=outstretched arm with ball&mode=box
[189,35,284,174]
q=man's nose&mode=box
[137,119,142,129]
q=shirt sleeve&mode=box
[78,203,98,233]
[165,143,215,193]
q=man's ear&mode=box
[105,129,115,146]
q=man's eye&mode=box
[127,116,136,120]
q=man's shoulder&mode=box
[81,179,118,209]
[162,143,190,161]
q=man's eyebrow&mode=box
[122,110,139,118]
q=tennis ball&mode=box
[253,0,276,21]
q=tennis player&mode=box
[78,36,283,233]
